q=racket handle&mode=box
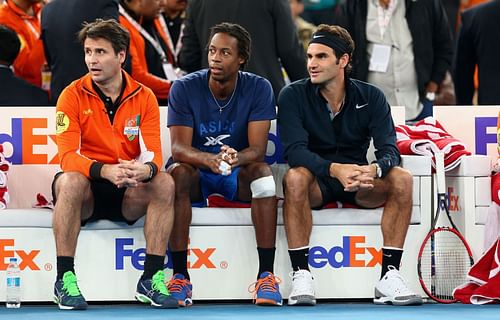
[435,152,446,194]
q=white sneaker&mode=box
[287,269,316,306]
[374,267,423,306]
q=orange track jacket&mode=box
[119,15,173,100]
[56,71,163,177]
[0,0,45,87]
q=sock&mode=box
[288,247,310,272]
[142,254,165,280]
[380,247,403,279]
[257,247,276,278]
[171,250,190,280]
[56,256,75,280]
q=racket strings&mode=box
[420,230,472,302]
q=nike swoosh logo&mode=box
[313,35,325,39]
[383,254,392,258]
[355,103,368,109]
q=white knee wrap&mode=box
[250,175,276,198]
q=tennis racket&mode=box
[417,152,474,303]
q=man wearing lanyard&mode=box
[336,0,453,123]
[119,0,176,105]
[159,0,187,65]
[0,0,48,89]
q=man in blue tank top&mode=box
[166,22,282,307]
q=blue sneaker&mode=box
[53,271,88,310]
[167,273,193,307]
[250,271,283,306]
[135,270,178,308]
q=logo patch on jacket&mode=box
[124,115,141,141]
[56,111,69,134]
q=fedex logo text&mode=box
[0,239,40,270]
[447,187,460,211]
[0,118,58,164]
[309,236,381,268]
[115,238,217,271]
[475,117,497,155]
[265,131,285,164]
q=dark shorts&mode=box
[52,172,136,226]
[315,175,358,209]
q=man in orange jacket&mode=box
[119,0,176,105]
[52,18,177,310]
[0,0,47,89]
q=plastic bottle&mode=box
[5,258,21,308]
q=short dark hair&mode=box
[207,22,251,70]
[77,18,130,55]
[0,24,21,65]
[315,24,355,75]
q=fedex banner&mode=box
[0,107,285,166]
[433,106,500,166]
[0,106,412,166]
[0,108,58,165]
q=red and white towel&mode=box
[454,238,500,304]
[396,117,471,171]
[485,173,500,251]
[0,144,10,209]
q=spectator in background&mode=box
[0,24,49,106]
[289,0,317,54]
[301,0,338,25]
[336,0,453,122]
[0,0,47,89]
[119,0,176,105]
[440,0,461,38]
[159,0,187,65]
[41,0,119,104]
[454,0,500,105]
[178,0,307,98]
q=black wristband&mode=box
[89,162,104,180]
[143,162,158,183]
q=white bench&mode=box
[0,107,431,301]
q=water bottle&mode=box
[6,258,21,308]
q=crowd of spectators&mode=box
[0,0,498,110]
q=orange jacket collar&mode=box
[80,70,142,99]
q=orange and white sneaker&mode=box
[166,273,193,307]
[249,271,283,306]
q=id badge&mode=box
[369,44,391,73]
[163,63,178,81]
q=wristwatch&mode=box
[373,163,382,179]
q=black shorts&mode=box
[315,175,358,209]
[52,172,136,226]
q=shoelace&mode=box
[385,270,414,295]
[167,278,192,294]
[289,270,312,282]
[152,271,170,295]
[248,274,282,299]
[63,273,82,297]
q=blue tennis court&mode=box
[3,301,500,320]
